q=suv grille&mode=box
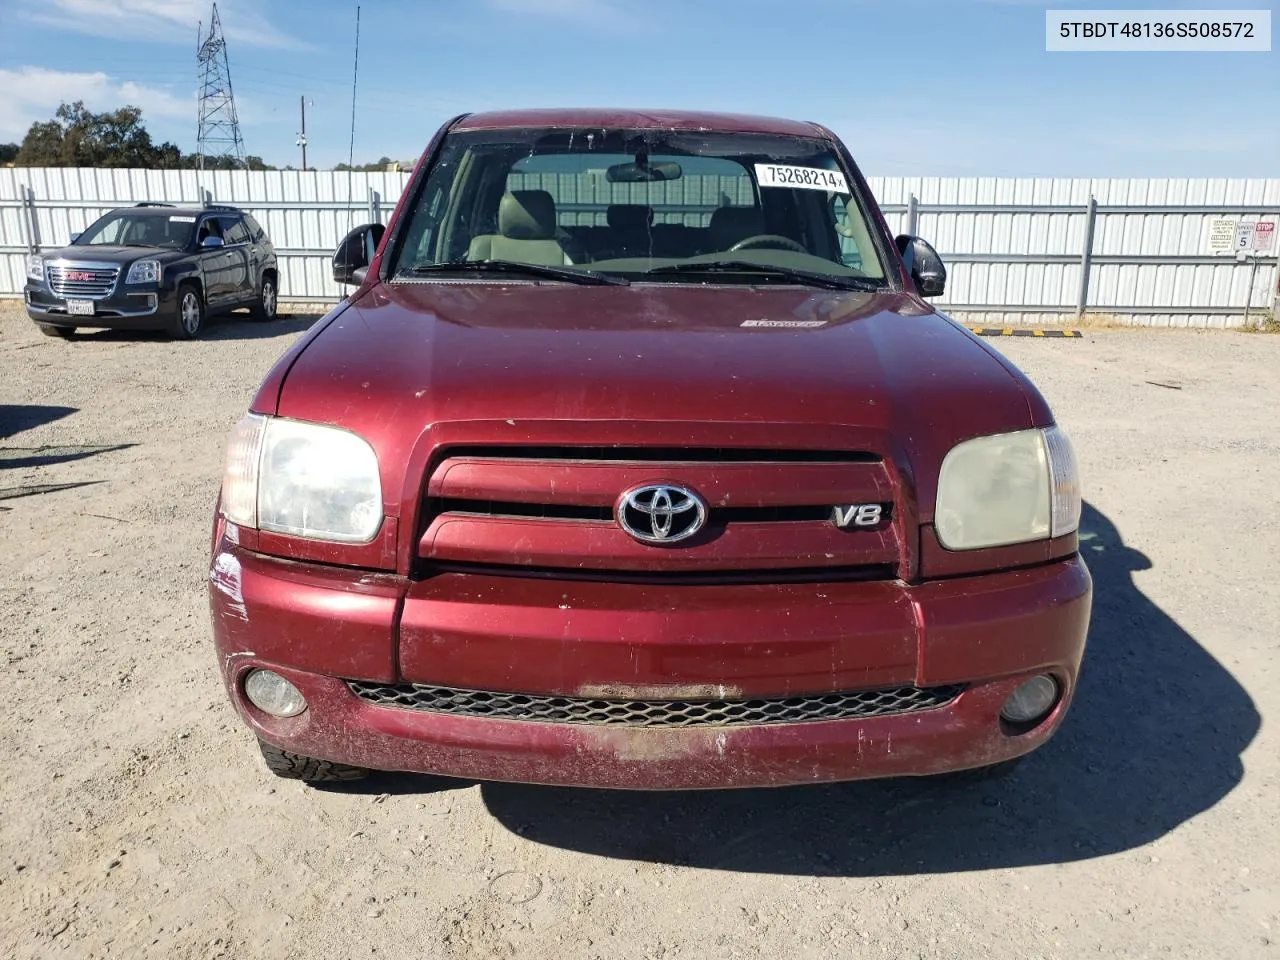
[346,681,963,727]
[47,264,119,299]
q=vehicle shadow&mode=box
[202,312,324,341]
[65,313,323,343]
[468,502,1259,875]
[0,404,77,440]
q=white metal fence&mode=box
[2,168,1277,327]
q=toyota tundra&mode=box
[209,109,1092,789]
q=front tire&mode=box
[38,323,76,339]
[169,283,205,340]
[257,738,370,783]
[249,274,277,321]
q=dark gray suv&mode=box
[24,203,279,339]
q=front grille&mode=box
[47,264,119,299]
[346,681,963,727]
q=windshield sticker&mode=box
[741,319,827,328]
[754,164,849,194]
[169,216,197,222]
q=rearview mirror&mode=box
[333,222,386,285]
[895,234,946,298]
[605,160,682,183]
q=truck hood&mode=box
[272,281,1050,520]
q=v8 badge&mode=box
[831,503,887,529]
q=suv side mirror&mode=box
[895,235,946,298]
[69,232,82,244]
[201,235,225,249]
[333,223,386,285]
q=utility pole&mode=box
[297,95,308,171]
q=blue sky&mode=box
[0,0,1275,175]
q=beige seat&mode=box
[467,190,577,265]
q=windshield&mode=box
[76,212,195,249]
[388,128,889,287]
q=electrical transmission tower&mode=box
[195,3,246,170]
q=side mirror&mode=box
[895,234,946,298]
[201,235,225,249]
[69,232,82,244]
[333,223,386,285]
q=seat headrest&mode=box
[708,206,766,249]
[606,204,654,232]
[499,190,558,240]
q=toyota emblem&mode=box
[617,484,707,544]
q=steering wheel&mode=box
[729,234,807,253]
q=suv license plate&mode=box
[66,299,96,317]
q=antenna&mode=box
[195,2,247,171]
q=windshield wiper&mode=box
[400,260,628,286]
[646,261,883,291]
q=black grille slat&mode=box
[434,446,879,464]
[346,681,963,726]
[430,498,840,524]
[423,561,898,584]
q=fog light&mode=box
[244,669,307,718]
[1000,675,1059,725]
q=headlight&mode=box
[27,256,44,281]
[125,260,161,284]
[935,426,1080,550]
[221,414,383,543]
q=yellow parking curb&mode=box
[969,328,1083,338]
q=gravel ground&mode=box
[0,301,1276,960]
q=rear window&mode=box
[508,153,756,229]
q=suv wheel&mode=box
[257,738,370,783]
[250,275,278,321]
[38,323,76,339]
[170,283,205,339]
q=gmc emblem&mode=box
[66,271,95,281]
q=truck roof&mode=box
[453,108,826,138]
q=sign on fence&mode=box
[1254,221,1275,252]
[1207,218,1236,252]
[1235,221,1256,252]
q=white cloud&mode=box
[19,0,308,49]
[0,67,191,142]
[485,0,624,23]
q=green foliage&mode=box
[11,101,276,170]
[0,142,19,164]
[334,156,390,172]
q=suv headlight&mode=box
[221,414,383,543]
[935,426,1080,550]
[125,260,161,284]
[27,256,44,281]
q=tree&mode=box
[0,142,19,164]
[10,101,276,169]
[333,156,403,172]
[15,101,185,168]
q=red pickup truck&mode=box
[209,109,1091,789]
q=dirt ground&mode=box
[0,300,1276,960]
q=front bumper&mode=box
[25,283,176,330]
[210,540,1092,790]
